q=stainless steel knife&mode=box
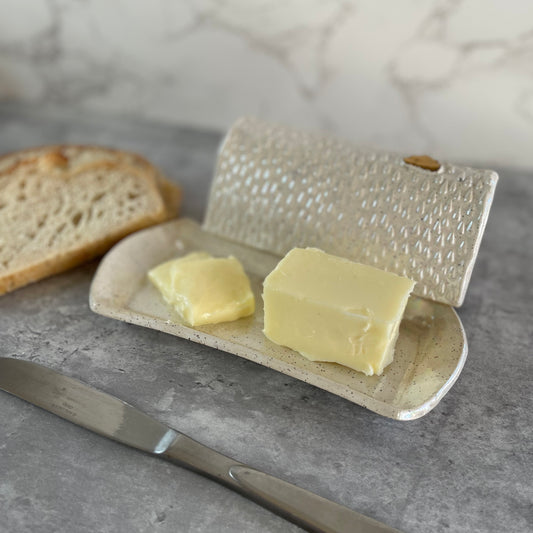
[0,357,401,533]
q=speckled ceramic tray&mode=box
[90,218,467,420]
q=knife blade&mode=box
[0,357,401,533]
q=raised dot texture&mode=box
[204,118,498,307]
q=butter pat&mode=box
[262,248,415,376]
[148,252,255,326]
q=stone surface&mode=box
[0,103,532,533]
[2,1,533,169]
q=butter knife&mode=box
[0,357,400,533]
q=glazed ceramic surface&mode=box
[90,218,467,420]
[204,117,498,307]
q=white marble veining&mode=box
[1,0,533,168]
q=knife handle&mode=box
[162,434,400,533]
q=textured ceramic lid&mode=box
[203,117,498,307]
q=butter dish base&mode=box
[89,218,468,420]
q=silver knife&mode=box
[0,357,401,533]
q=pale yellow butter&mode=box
[148,252,255,326]
[262,248,415,376]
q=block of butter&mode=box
[148,252,255,326]
[262,248,415,376]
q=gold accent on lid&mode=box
[404,154,440,171]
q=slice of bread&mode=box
[0,145,182,295]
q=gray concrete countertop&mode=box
[0,104,531,533]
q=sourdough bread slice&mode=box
[0,145,181,295]
[0,145,182,219]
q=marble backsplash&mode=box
[1,0,533,169]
